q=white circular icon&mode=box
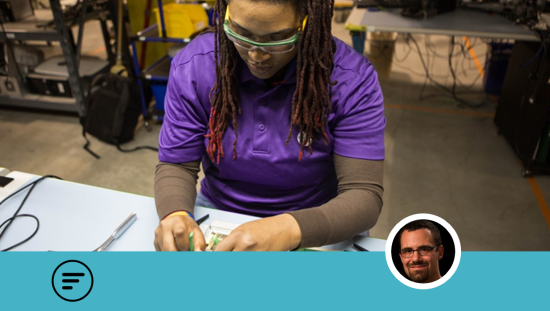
[386,213,461,290]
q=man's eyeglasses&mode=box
[223,6,308,55]
[400,246,439,258]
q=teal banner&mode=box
[0,252,547,309]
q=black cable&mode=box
[446,36,485,108]
[409,34,454,94]
[0,215,39,251]
[392,34,482,80]
[116,144,159,153]
[456,48,484,89]
[392,34,413,63]
[456,71,483,90]
[424,34,477,59]
[0,175,62,251]
[449,36,458,100]
[402,34,452,78]
[425,34,432,77]
[377,33,488,105]
[410,34,486,106]
[388,34,442,77]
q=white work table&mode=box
[346,7,539,41]
[0,171,385,252]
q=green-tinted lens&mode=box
[262,44,295,53]
[225,31,296,54]
[224,19,298,46]
[223,5,305,54]
[226,34,253,49]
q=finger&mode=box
[154,229,160,251]
[213,233,236,252]
[191,227,207,252]
[173,226,190,251]
[154,239,160,251]
[161,226,179,251]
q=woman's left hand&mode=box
[213,214,302,251]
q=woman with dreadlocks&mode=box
[154,0,385,251]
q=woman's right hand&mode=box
[154,214,206,251]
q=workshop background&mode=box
[1,0,549,250]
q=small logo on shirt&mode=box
[297,132,313,147]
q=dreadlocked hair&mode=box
[206,0,336,163]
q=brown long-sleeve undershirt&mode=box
[154,154,383,248]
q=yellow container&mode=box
[153,3,209,39]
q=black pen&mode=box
[196,214,210,225]
[352,243,369,252]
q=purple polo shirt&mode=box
[159,32,385,217]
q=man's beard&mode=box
[406,262,429,282]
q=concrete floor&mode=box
[1,18,549,250]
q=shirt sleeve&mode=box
[158,53,211,163]
[331,61,386,160]
[288,154,384,248]
[154,161,201,220]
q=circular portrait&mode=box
[385,214,461,289]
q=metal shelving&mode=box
[0,93,77,112]
[0,9,105,42]
[130,0,210,120]
[135,23,192,44]
[142,55,170,82]
[0,0,115,116]
[0,10,59,41]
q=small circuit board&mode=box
[200,220,239,251]
[199,220,335,251]
[205,232,226,251]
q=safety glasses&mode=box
[223,6,308,54]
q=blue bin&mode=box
[207,8,215,26]
[351,31,367,55]
[151,84,168,112]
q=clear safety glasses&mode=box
[223,6,308,54]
